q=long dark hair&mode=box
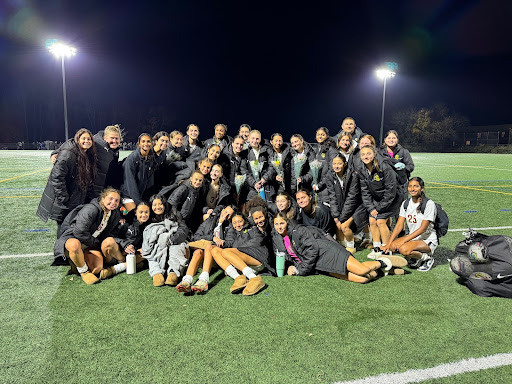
[73,128,97,191]
[149,194,169,223]
[275,192,296,221]
[408,177,426,212]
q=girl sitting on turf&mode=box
[149,194,169,223]
[381,177,437,272]
[267,192,300,222]
[202,164,232,221]
[176,205,236,293]
[168,171,205,231]
[358,145,401,259]
[272,213,407,282]
[295,188,334,235]
[211,213,268,296]
[114,201,151,270]
[53,187,126,285]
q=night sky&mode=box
[1,0,511,142]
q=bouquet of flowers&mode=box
[166,150,182,164]
[234,174,246,196]
[270,155,284,188]
[249,160,264,182]
[310,159,322,186]
[293,153,307,189]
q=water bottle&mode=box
[126,253,136,275]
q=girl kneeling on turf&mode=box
[272,213,407,282]
[381,177,437,272]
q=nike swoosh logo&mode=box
[497,273,512,279]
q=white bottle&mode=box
[126,253,136,275]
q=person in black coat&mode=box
[182,124,204,163]
[54,187,126,285]
[218,135,248,195]
[211,213,267,296]
[168,171,205,232]
[267,133,293,195]
[272,213,406,282]
[310,127,339,205]
[359,145,402,259]
[296,188,334,235]
[202,164,233,221]
[333,117,365,147]
[327,155,368,254]
[203,123,232,152]
[267,192,301,223]
[37,128,97,238]
[240,130,275,202]
[120,133,159,212]
[289,134,315,195]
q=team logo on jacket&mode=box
[395,154,399,159]
[373,175,380,181]
[321,153,325,159]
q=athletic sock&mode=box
[182,274,193,284]
[114,263,126,274]
[242,266,257,280]
[373,242,382,249]
[421,253,431,261]
[225,265,240,279]
[77,262,89,274]
[346,240,355,248]
[198,271,209,282]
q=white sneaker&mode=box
[418,257,435,272]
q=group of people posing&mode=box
[36,117,440,296]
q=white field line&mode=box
[0,252,52,259]
[335,352,512,384]
[448,226,512,232]
[420,163,512,172]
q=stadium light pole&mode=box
[46,40,77,141]
[375,67,396,146]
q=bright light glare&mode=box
[375,68,396,80]
[47,42,77,58]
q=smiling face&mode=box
[239,126,250,140]
[273,216,288,236]
[271,135,283,151]
[156,136,169,151]
[290,137,304,152]
[199,162,212,175]
[102,192,120,211]
[187,125,199,140]
[191,173,204,189]
[152,199,165,216]
[214,124,226,139]
[316,129,327,144]
[138,135,153,154]
[171,134,183,148]
[384,132,398,149]
[78,132,93,150]
[358,137,373,149]
[210,164,223,181]
[220,206,235,221]
[408,180,423,198]
[249,131,261,148]
[360,146,375,165]
[295,191,311,209]
[232,137,245,154]
[275,195,291,212]
[341,118,355,133]
[136,204,151,223]
[252,210,266,229]
[208,145,221,161]
[104,132,121,149]
[338,135,351,150]
[332,157,346,174]
[232,215,245,232]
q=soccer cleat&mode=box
[153,273,165,287]
[230,275,248,294]
[367,247,382,260]
[165,272,179,286]
[191,279,209,293]
[418,257,435,272]
[81,272,100,285]
[176,280,192,293]
[242,276,265,296]
[99,267,116,280]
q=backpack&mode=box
[403,197,449,239]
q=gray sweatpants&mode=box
[147,243,189,278]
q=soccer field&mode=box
[1,150,511,384]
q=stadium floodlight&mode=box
[46,39,77,141]
[375,63,397,145]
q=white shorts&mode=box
[424,240,438,255]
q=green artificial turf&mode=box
[1,151,512,384]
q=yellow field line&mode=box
[0,168,51,183]
[428,181,512,196]
[0,195,41,199]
